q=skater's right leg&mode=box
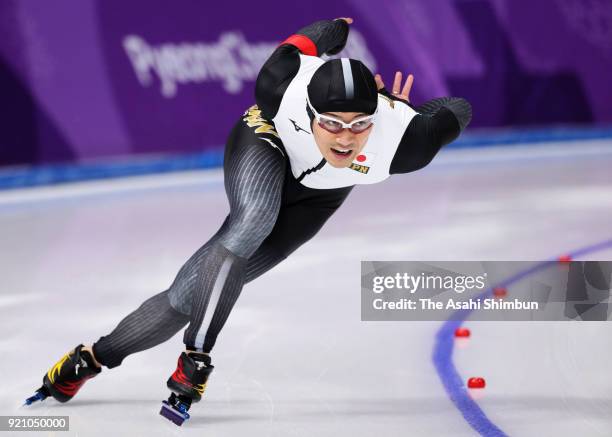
[25,344,102,405]
[92,115,286,371]
[24,235,292,407]
[92,290,191,368]
[88,223,228,368]
[88,148,355,372]
[85,224,288,371]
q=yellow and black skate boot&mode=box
[159,351,214,426]
[25,344,101,405]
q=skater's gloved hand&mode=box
[375,71,414,104]
[335,17,353,25]
[295,18,352,56]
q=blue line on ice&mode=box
[433,238,612,437]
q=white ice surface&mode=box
[1,140,612,437]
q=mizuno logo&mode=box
[289,119,310,134]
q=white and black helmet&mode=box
[307,58,378,116]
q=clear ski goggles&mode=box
[306,96,377,134]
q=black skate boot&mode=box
[159,351,214,426]
[24,344,101,405]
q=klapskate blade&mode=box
[159,401,188,426]
[24,389,48,406]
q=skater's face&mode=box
[312,112,373,168]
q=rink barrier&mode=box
[433,238,612,437]
[0,150,224,190]
[1,127,612,190]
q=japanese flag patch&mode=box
[349,152,377,174]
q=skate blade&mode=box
[159,400,190,426]
[24,390,48,406]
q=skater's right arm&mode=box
[255,18,351,119]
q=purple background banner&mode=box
[1,0,611,167]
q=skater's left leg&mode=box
[180,125,287,354]
[180,182,355,354]
[161,120,287,424]
[160,192,353,424]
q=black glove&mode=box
[296,19,350,56]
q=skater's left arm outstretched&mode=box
[375,72,473,174]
